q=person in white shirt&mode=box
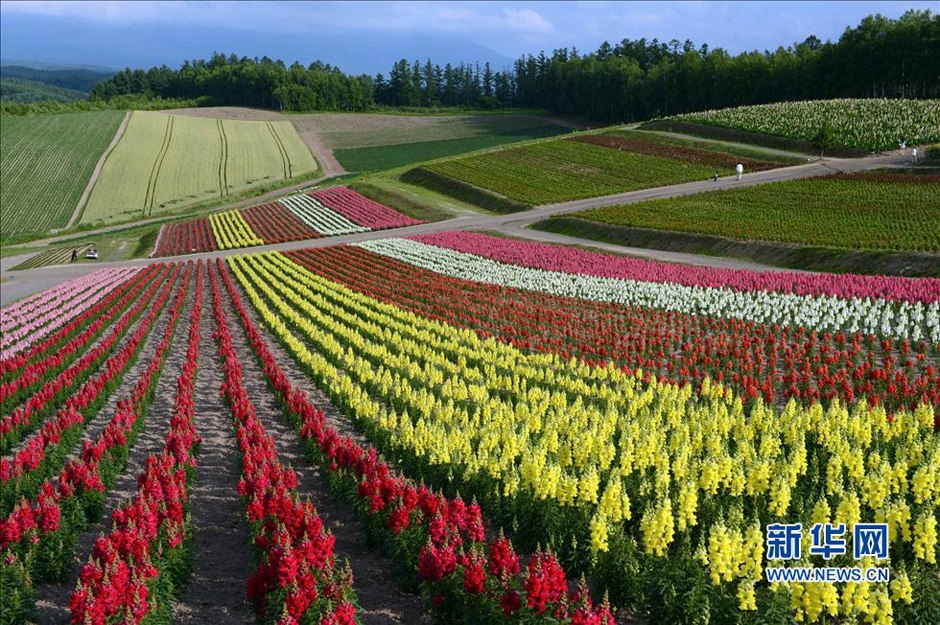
[735,163,744,180]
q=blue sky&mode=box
[1,1,936,74]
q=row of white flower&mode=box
[279,194,369,236]
[357,238,940,342]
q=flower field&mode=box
[150,186,425,257]
[1,230,937,624]
[567,173,940,252]
[673,99,940,151]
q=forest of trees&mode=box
[87,9,938,122]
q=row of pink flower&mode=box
[312,187,426,230]
[1,268,141,357]
[0,267,159,409]
[411,232,940,304]
[0,268,137,333]
[0,264,183,493]
[0,266,171,453]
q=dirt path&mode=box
[298,128,347,177]
[67,111,132,229]
[32,273,193,624]
[173,276,255,624]
[220,266,428,624]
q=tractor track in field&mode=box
[266,121,292,179]
[219,265,430,624]
[217,119,230,197]
[144,114,175,216]
[32,275,193,624]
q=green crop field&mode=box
[334,124,569,171]
[81,111,317,226]
[292,113,570,149]
[574,173,940,252]
[672,98,940,151]
[422,139,719,205]
[0,110,124,237]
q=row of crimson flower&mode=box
[287,247,938,415]
[0,262,194,624]
[0,266,169,456]
[1,266,160,414]
[70,261,204,624]
[208,262,357,625]
[216,258,615,624]
[0,264,185,517]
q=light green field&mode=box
[0,111,124,237]
[81,111,317,225]
[423,139,718,205]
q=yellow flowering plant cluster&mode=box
[228,251,940,624]
[209,209,264,250]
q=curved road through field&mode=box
[0,152,913,306]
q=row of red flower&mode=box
[0,264,185,517]
[0,266,169,455]
[0,263,195,624]
[152,217,217,257]
[70,261,204,624]
[208,262,357,625]
[0,266,160,415]
[240,203,321,245]
[217,258,615,623]
[288,246,939,414]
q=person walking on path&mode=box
[735,163,744,181]
[70,249,78,263]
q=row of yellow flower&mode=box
[209,210,263,250]
[229,251,938,624]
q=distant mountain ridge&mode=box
[0,64,115,93]
[0,77,88,103]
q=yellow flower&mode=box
[810,496,831,526]
[640,498,674,557]
[589,512,609,553]
[677,481,698,531]
[736,579,757,611]
[913,512,937,564]
[835,492,861,530]
[890,570,913,604]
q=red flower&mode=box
[499,589,521,616]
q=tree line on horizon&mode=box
[60,10,940,121]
